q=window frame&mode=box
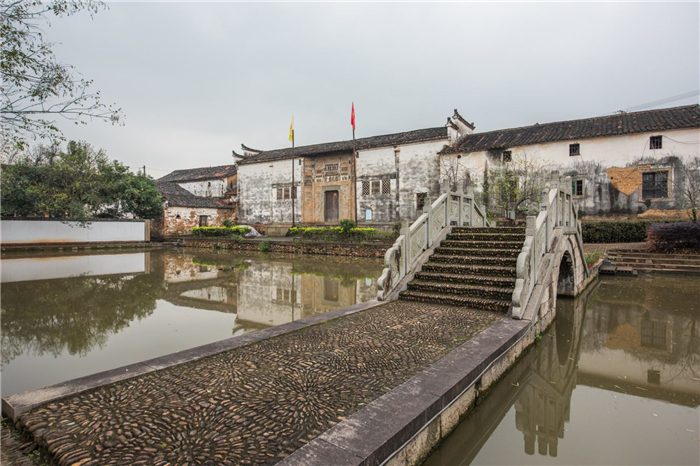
[641,169,671,200]
[571,177,585,198]
[569,143,580,156]
[371,180,381,195]
[502,151,512,163]
[649,135,663,150]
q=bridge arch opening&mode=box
[557,251,575,297]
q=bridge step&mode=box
[451,226,525,234]
[446,232,525,242]
[429,254,518,267]
[435,247,520,258]
[440,240,524,250]
[407,280,513,300]
[421,262,517,277]
[414,272,516,288]
[399,290,511,313]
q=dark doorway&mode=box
[199,215,209,227]
[325,190,339,223]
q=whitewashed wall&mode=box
[179,179,228,198]
[1,219,147,244]
[442,128,700,187]
[238,158,302,224]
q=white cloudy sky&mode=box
[40,1,700,178]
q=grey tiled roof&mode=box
[441,104,700,154]
[157,182,232,209]
[238,127,448,165]
[158,165,237,182]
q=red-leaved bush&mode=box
[646,222,700,252]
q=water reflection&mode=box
[0,249,383,396]
[423,275,700,466]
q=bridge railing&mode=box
[511,173,580,319]
[377,184,490,300]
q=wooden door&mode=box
[324,190,339,223]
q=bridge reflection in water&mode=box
[0,249,383,397]
[423,275,700,466]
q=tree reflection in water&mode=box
[1,272,165,365]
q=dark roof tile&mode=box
[158,165,237,182]
[156,182,232,209]
[238,127,448,165]
[441,104,700,154]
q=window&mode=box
[323,277,339,302]
[365,209,373,221]
[641,320,666,349]
[416,193,427,213]
[382,178,391,194]
[642,171,669,199]
[571,178,584,197]
[502,151,512,163]
[362,181,370,196]
[325,163,339,171]
[649,136,662,150]
[199,215,208,227]
[371,180,381,195]
[569,143,580,156]
[276,186,296,200]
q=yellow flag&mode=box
[289,116,294,142]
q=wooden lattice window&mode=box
[362,181,370,196]
[569,143,580,156]
[382,179,391,194]
[416,193,427,212]
[649,136,663,150]
[641,320,666,349]
[571,178,584,197]
[371,180,381,195]
[276,187,283,200]
[502,151,512,163]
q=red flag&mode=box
[351,102,356,130]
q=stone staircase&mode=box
[399,226,525,313]
[607,250,700,274]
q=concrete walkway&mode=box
[5,301,501,466]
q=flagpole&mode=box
[291,128,295,228]
[352,127,357,224]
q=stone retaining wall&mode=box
[180,238,392,258]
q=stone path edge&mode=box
[2,299,387,422]
[279,316,531,466]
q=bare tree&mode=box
[439,155,473,192]
[674,155,700,222]
[484,152,550,221]
[1,0,123,152]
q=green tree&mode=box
[1,0,122,152]
[1,141,163,221]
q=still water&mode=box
[423,275,700,466]
[0,249,383,397]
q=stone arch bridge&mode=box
[377,174,593,324]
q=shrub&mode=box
[286,226,384,242]
[222,219,234,228]
[392,221,403,236]
[581,221,681,243]
[340,219,356,234]
[646,222,700,252]
[192,226,251,237]
[585,252,602,267]
[259,239,271,252]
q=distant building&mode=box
[236,110,473,226]
[440,104,700,219]
[152,165,237,238]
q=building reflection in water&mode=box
[423,275,700,466]
[0,249,383,396]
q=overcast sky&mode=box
[43,1,699,178]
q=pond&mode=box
[423,274,700,466]
[0,248,384,397]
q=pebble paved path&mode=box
[6,301,501,466]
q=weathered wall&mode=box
[442,128,699,217]
[0,219,147,244]
[179,179,228,198]
[396,140,445,220]
[238,159,302,225]
[158,206,234,238]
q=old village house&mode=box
[152,165,237,238]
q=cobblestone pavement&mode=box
[9,301,501,466]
